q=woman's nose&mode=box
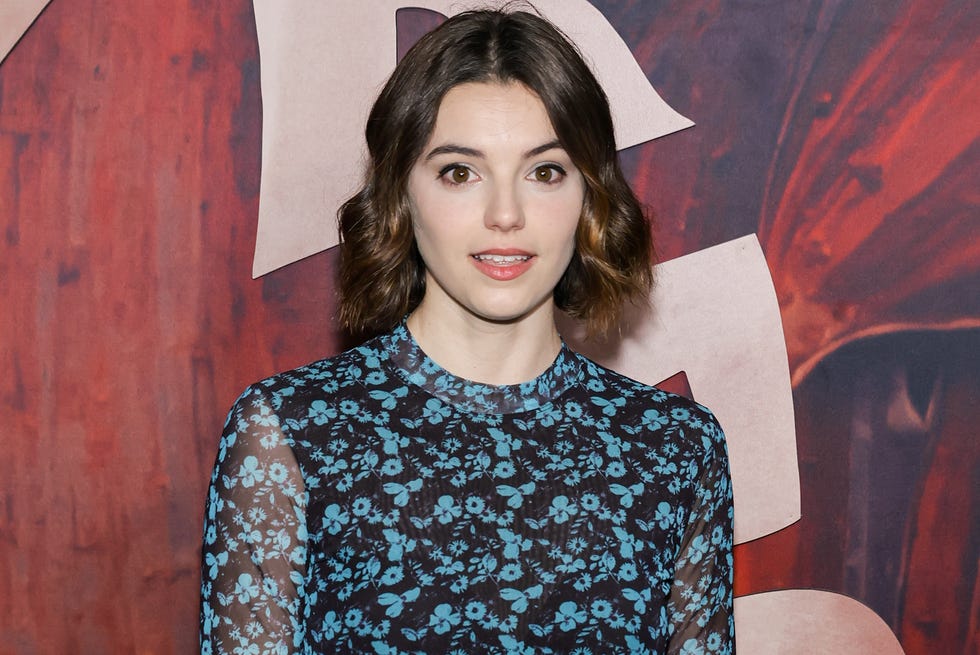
[483,182,525,231]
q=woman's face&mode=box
[407,81,585,327]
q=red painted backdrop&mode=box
[0,1,977,653]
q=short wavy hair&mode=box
[338,8,653,337]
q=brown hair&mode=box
[338,8,653,337]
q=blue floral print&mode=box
[200,323,734,654]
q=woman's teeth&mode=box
[473,254,531,264]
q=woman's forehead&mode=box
[426,82,559,153]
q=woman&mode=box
[201,8,733,655]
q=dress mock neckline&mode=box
[379,321,583,415]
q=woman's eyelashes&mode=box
[529,163,567,185]
[436,163,568,187]
[437,164,477,186]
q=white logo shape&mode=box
[250,1,693,276]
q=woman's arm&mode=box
[668,416,735,655]
[200,385,308,655]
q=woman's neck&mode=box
[405,301,562,386]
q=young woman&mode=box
[201,9,733,655]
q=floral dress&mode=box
[200,323,734,655]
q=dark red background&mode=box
[0,1,977,653]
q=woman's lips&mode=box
[471,250,535,281]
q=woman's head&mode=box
[339,8,653,336]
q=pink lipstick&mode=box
[471,249,535,281]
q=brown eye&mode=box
[531,165,565,184]
[451,167,470,183]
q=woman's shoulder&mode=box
[234,333,393,410]
[569,349,724,444]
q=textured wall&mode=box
[0,1,976,653]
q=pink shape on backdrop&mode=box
[249,0,693,276]
[0,0,50,64]
[561,235,800,545]
[734,590,906,654]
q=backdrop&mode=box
[0,1,977,653]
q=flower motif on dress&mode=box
[200,324,734,655]
[378,587,421,618]
[500,584,543,613]
[233,573,260,604]
[428,603,461,634]
[496,481,535,508]
[382,479,423,507]
[236,455,265,488]
[321,504,349,535]
[555,601,588,631]
[308,399,336,426]
[547,495,577,523]
[382,529,416,561]
[433,495,462,524]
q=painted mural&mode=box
[0,1,976,653]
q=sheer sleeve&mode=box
[200,385,308,655]
[668,417,735,654]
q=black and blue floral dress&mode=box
[200,323,734,654]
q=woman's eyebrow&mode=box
[523,140,563,158]
[423,139,565,162]
[424,144,483,161]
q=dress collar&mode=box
[380,321,583,415]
